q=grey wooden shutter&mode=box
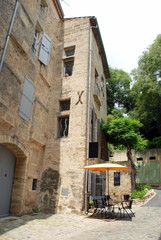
[19,77,35,122]
[39,32,51,66]
[92,109,95,142]
[97,119,100,143]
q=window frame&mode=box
[58,115,70,138]
[64,58,74,77]
[114,172,120,186]
[32,24,42,56]
[59,99,70,112]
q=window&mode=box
[19,77,35,122]
[95,176,104,197]
[32,179,38,190]
[95,69,99,82]
[40,0,47,13]
[63,46,75,76]
[60,99,70,111]
[114,172,120,186]
[39,32,51,66]
[58,116,69,138]
[64,46,75,57]
[32,28,41,54]
[64,59,74,76]
[149,156,156,160]
[32,25,51,66]
[137,157,143,161]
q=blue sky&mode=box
[61,0,161,74]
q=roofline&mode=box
[52,0,64,19]
[64,16,110,78]
[90,16,110,79]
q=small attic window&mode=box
[60,99,70,111]
[149,156,156,160]
[64,46,75,57]
[40,0,48,13]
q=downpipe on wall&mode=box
[0,0,19,72]
[84,24,93,214]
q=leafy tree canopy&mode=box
[130,34,161,140]
[107,67,134,114]
[102,117,148,151]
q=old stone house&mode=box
[109,149,161,193]
[0,0,109,217]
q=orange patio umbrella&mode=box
[84,162,132,203]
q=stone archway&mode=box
[0,135,28,215]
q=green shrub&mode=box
[131,189,147,199]
[89,200,94,206]
[131,184,152,199]
[136,184,152,191]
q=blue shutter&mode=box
[39,32,51,66]
[19,77,35,122]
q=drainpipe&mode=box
[0,0,19,72]
[84,23,93,214]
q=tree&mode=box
[131,34,161,140]
[107,67,134,114]
[102,117,148,188]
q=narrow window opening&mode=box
[32,24,42,55]
[32,179,38,190]
[40,0,47,13]
[149,156,156,160]
[114,172,120,186]
[58,116,69,138]
[64,59,74,76]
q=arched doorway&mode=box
[0,136,27,217]
[0,144,16,217]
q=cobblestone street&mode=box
[0,203,161,240]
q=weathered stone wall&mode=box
[109,149,161,192]
[0,0,63,214]
[0,2,108,215]
[55,17,108,213]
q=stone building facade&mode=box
[0,0,109,217]
[109,149,161,193]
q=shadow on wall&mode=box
[39,168,59,213]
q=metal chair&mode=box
[123,194,130,201]
[121,199,135,219]
[93,199,105,216]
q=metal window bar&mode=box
[59,117,69,137]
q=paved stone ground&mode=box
[0,203,161,240]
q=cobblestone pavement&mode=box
[0,204,161,240]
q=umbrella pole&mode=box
[108,170,110,205]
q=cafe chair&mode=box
[121,199,135,219]
[93,199,105,216]
[123,194,130,201]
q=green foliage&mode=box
[102,117,148,151]
[131,184,151,199]
[131,34,161,140]
[131,189,147,199]
[89,200,94,206]
[136,184,152,191]
[107,67,134,114]
[148,136,161,148]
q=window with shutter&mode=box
[19,77,35,122]
[39,32,52,66]
[32,24,42,55]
